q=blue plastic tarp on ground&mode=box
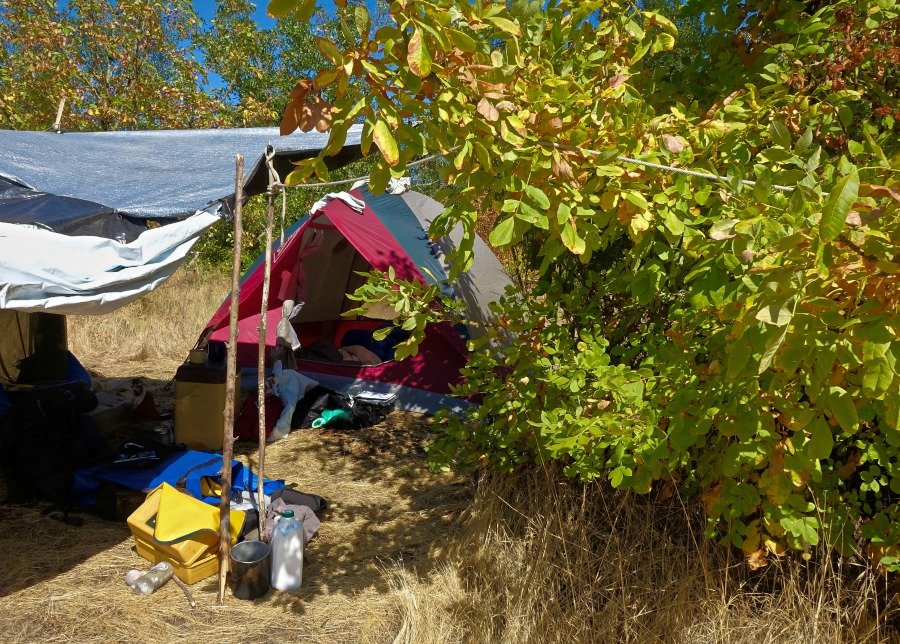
[73,449,284,507]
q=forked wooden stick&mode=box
[218,154,244,604]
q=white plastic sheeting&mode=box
[0,212,218,314]
[0,125,364,314]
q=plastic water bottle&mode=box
[131,561,174,594]
[271,510,304,590]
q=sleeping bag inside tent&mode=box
[201,187,511,414]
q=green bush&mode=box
[274,0,900,567]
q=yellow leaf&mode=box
[373,120,400,165]
[407,28,432,78]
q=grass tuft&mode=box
[385,468,898,643]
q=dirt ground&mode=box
[0,356,471,643]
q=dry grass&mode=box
[386,469,899,643]
[68,269,231,370]
[0,413,469,643]
[1,268,896,643]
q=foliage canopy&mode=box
[276,0,899,569]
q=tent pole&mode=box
[257,154,277,540]
[218,154,244,605]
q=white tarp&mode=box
[0,212,217,314]
[0,125,363,314]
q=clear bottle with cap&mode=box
[130,561,174,595]
[270,509,304,590]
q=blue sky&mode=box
[193,0,276,28]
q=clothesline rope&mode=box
[265,142,797,193]
[268,149,448,190]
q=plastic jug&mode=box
[270,509,304,590]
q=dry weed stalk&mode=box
[386,467,897,644]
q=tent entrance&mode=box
[287,216,398,325]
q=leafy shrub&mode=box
[274,0,900,567]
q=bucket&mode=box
[229,540,271,600]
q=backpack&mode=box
[292,385,388,430]
[0,383,108,509]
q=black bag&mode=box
[292,385,387,430]
[0,383,108,507]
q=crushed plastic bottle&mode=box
[131,562,174,595]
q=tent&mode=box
[0,126,362,381]
[201,186,512,414]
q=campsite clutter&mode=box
[0,126,512,606]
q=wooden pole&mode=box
[257,160,276,539]
[218,154,244,604]
[53,98,65,132]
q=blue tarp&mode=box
[73,449,284,507]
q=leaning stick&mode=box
[257,154,277,539]
[171,575,196,608]
[53,98,65,132]
[218,154,244,604]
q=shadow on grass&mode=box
[0,372,471,614]
[233,416,473,613]
[0,375,176,596]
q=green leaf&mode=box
[315,68,340,88]
[819,170,859,242]
[448,28,477,52]
[295,0,316,21]
[485,15,521,36]
[759,327,787,373]
[316,37,342,64]
[756,304,792,327]
[609,465,630,488]
[267,0,313,19]
[709,218,738,240]
[489,216,516,246]
[795,128,813,154]
[561,221,585,254]
[769,120,791,148]
[838,104,853,128]
[523,184,550,210]
[373,120,400,165]
[660,210,684,236]
[806,418,834,460]
[828,386,859,433]
[407,28,432,77]
[354,5,370,36]
[862,341,895,396]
